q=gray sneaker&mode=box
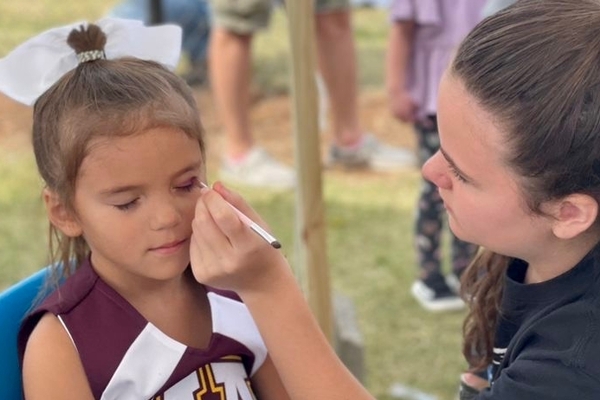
[327,133,416,171]
[220,147,295,189]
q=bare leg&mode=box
[315,10,362,147]
[316,10,416,171]
[209,26,295,188]
[209,27,254,159]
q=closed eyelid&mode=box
[440,149,469,177]
[439,148,480,186]
[114,197,140,211]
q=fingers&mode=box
[391,103,416,123]
[193,191,231,242]
[190,185,285,293]
[389,91,417,123]
[211,181,272,231]
[195,184,271,250]
[190,190,241,286]
[191,192,234,263]
[194,188,245,248]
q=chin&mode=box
[151,258,191,280]
[447,225,481,250]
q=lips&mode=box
[150,238,187,254]
[444,202,453,213]
[438,192,453,214]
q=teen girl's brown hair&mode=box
[451,0,600,370]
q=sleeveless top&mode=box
[18,259,267,400]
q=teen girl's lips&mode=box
[149,239,188,255]
[444,202,453,214]
[438,191,453,214]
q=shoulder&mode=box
[36,261,99,316]
[22,313,94,399]
[515,297,600,377]
[23,313,75,361]
[18,264,99,360]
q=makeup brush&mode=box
[198,181,281,249]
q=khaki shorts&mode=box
[212,0,350,34]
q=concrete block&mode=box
[333,292,366,383]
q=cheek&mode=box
[450,194,518,244]
[446,200,490,246]
[183,197,200,224]
[422,152,452,190]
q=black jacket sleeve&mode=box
[476,358,600,399]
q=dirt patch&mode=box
[0,87,415,174]
[0,95,33,151]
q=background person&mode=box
[109,0,211,86]
[209,0,416,189]
[385,0,485,312]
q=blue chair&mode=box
[0,268,52,399]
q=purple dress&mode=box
[390,0,487,120]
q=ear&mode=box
[549,194,598,240]
[43,188,83,237]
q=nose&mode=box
[422,150,452,190]
[149,197,183,231]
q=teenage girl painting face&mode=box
[422,73,573,280]
[46,126,205,287]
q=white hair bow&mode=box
[0,17,182,106]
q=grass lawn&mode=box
[0,2,467,399]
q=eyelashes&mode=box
[177,180,197,193]
[115,199,138,211]
[113,178,200,212]
[448,163,467,183]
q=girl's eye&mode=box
[114,198,139,211]
[176,179,199,192]
[448,164,467,183]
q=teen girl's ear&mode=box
[43,188,83,237]
[549,193,599,240]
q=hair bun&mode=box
[67,24,107,62]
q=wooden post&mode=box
[284,0,333,342]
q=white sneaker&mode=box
[445,273,462,295]
[220,147,296,189]
[410,277,465,313]
[328,133,416,171]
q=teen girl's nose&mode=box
[422,150,452,190]
[149,198,183,231]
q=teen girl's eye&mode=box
[114,198,140,211]
[448,163,468,183]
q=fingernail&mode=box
[196,181,210,193]
[214,181,229,194]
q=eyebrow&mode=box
[99,161,203,196]
[439,147,475,182]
